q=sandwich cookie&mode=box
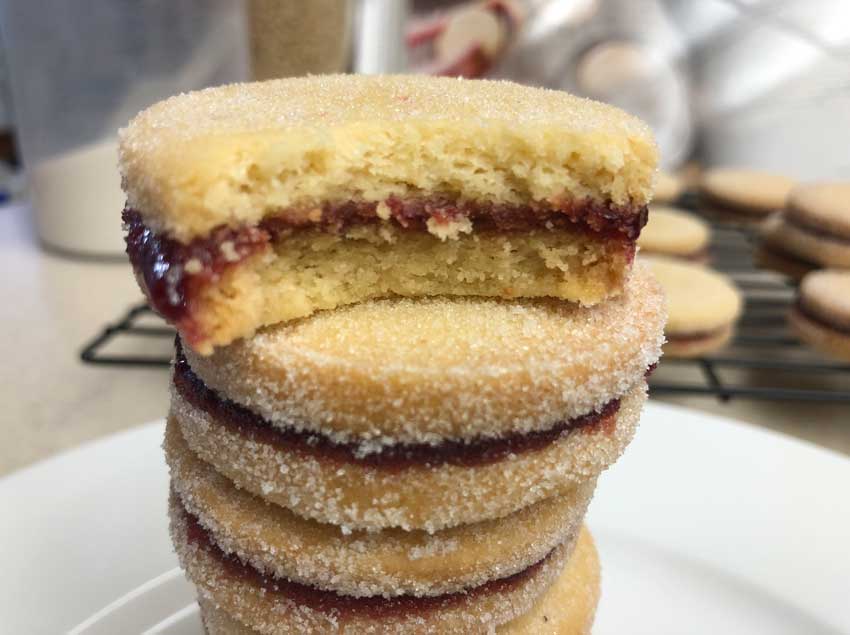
[119,74,658,354]
[790,269,850,361]
[644,256,742,358]
[166,422,594,599]
[171,493,574,635]
[171,262,664,532]
[637,206,710,262]
[699,168,794,222]
[761,182,850,270]
[195,527,600,635]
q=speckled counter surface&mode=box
[1,203,848,477]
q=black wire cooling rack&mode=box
[80,207,850,403]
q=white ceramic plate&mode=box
[2,402,848,634]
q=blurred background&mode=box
[1,0,849,475]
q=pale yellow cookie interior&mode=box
[119,75,657,241]
[188,225,632,354]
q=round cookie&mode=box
[786,182,850,238]
[171,494,573,635]
[753,242,813,282]
[768,182,850,269]
[197,527,599,635]
[166,421,594,598]
[182,262,665,447]
[171,382,645,532]
[638,206,710,261]
[699,167,794,219]
[789,269,850,362]
[761,213,850,270]
[644,256,742,358]
[654,171,684,204]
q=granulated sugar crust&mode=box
[184,262,664,446]
[170,496,571,635]
[171,383,645,532]
[166,421,593,597]
[119,74,657,241]
[197,527,599,635]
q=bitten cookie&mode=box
[644,256,742,357]
[790,269,850,361]
[637,206,710,262]
[119,74,658,354]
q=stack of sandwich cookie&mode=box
[167,266,663,633]
[119,75,665,634]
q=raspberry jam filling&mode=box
[124,196,646,330]
[177,497,554,617]
[173,343,625,470]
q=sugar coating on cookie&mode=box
[119,75,658,354]
[170,493,572,635]
[638,206,710,260]
[183,261,664,445]
[700,168,795,215]
[197,527,600,635]
[166,420,594,598]
[120,75,657,240]
[170,382,643,531]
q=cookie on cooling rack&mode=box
[761,182,850,271]
[653,171,684,204]
[699,168,794,223]
[644,256,742,358]
[638,206,710,262]
[790,269,850,362]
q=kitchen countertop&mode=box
[2,203,848,478]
